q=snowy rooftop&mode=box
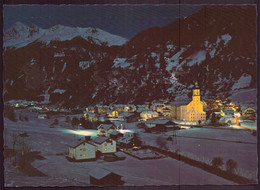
[144,119,177,125]
[118,112,135,117]
[89,168,112,180]
[117,136,133,144]
[140,111,159,115]
[110,131,120,136]
[89,136,109,145]
[70,140,95,149]
[167,101,190,106]
[97,124,116,130]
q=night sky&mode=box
[3,5,202,39]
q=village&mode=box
[3,83,257,186]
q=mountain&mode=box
[3,22,128,48]
[3,5,257,107]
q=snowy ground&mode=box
[140,127,257,180]
[4,112,257,186]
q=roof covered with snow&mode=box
[89,168,113,180]
[90,136,109,144]
[97,124,116,130]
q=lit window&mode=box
[105,148,107,151]
[111,148,113,151]
[82,154,86,157]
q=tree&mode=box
[66,116,71,123]
[72,117,79,127]
[53,118,59,125]
[133,133,142,147]
[24,116,29,121]
[212,157,224,168]
[19,114,23,121]
[4,105,17,122]
[11,132,19,165]
[226,159,237,173]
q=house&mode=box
[94,105,108,114]
[161,106,172,117]
[83,112,98,122]
[89,136,116,154]
[144,120,178,132]
[242,107,256,120]
[117,136,134,149]
[117,112,138,122]
[68,141,96,161]
[125,113,139,123]
[86,106,95,113]
[222,109,235,116]
[107,110,119,118]
[89,168,124,186]
[151,103,165,113]
[140,111,159,120]
[112,104,125,112]
[97,124,118,137]
[109,131,123,140]
[169,82,206,121]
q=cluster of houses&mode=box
[82,83,256,124]
[68,123,137,161]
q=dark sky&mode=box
[3,5,202,39]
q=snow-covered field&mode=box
[4,112,257,186]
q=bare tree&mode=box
[11,132,18,165]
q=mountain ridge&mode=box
[3,5,257,107]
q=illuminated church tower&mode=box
[170,82,206,122]
[187,82,206,121]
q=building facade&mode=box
[89,136,116,154]
[69,141,96,160]
[170,83,206,121]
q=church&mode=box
[169,82,206,121]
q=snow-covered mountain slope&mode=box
[3,5,257,107]
[4,22,127,48]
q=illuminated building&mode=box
[170,82,206,121]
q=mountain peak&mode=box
[4,23,127,48]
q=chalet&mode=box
[97,124,117,137]
[68,141,96,161]
[242,107,256,120]
[117,136,134,149]
[89,136,116,154]
[89,168,124,186]
[140,111,159,120]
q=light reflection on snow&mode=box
[118,129,133,133]
[62,129,98,136]
[61,129,134,136]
